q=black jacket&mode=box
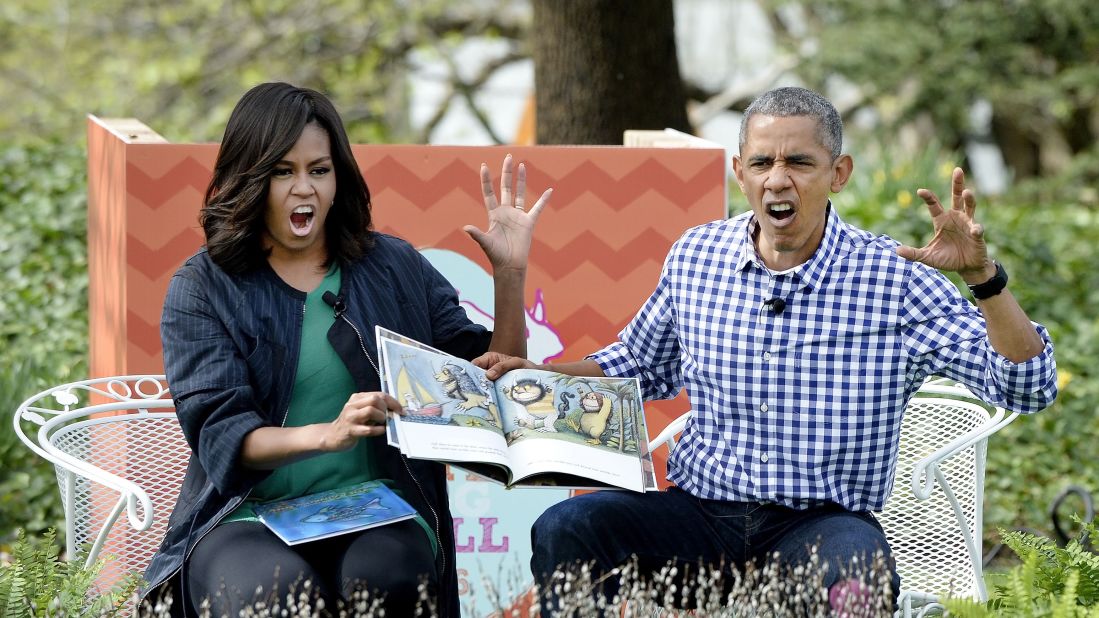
[143,233,491,617]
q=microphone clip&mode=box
[321,291,347,318]
[764,297,786,315]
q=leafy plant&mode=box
[0,529,137,617]
[944,519,1099,617]
[0,143,85,552]
[0,359,66,550]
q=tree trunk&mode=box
[531,0,691,144]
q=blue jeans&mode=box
[530,487,900,611]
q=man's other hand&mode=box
[473,351,536,380]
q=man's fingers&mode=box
[480,163,500,211]
[381,393,403,412]
[951,167,966,211]
[484,357,532,380]
[916,188,945,218]
[895,244,922,263]
[463,224,488,249]
[962,189,977,219]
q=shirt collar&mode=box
[731,202,851,292]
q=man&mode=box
[478,87,1057,612]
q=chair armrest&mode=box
[911,407,1017,501]
[36,412,160,532]
[649,412,690,453]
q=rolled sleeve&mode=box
[902,263,1058,415]
[984,324,1058,414]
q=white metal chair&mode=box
[13,375,188,598]
[648,377,1015,618]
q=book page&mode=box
[378,337,511,470]
[376,326,454,448]
[494,370,649,492]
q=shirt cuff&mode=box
[586,341,641,379]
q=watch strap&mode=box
[967,261,1008,300]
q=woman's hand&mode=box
[320,392,403,452]
[463,154,551,273]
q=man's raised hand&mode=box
[896,167,995,280]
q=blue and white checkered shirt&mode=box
[590,206,1057,511]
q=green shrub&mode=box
[0,142,88,550]
[0,528,136,617]
[0,142,89,383]
[0,360,65,550]
[944,519,1099,616]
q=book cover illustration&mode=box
[254,480,417,545]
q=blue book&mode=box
[253,480,417,545]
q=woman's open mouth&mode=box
[290,205,315,236]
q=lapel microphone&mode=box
[321,291,347,317]
[764,298,786,315]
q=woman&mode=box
[141,82,548,617]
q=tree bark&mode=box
[531,0,691,145]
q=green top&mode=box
[222,264,435,554]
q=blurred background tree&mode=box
[767,0,1099,199]
[531,0,690,144]
[0,0,1096,565]
[0,0,528,144]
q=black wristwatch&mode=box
[967,261,1008,300]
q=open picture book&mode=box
[253,480,418,545]
[377,327,658,492]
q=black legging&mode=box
[185,519,437,617]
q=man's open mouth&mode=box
[767,202,795,221]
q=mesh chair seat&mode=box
[14,376,188,607]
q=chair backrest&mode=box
[13,376,189,594]
[647,378,1010,605]
[878,379,1007,603]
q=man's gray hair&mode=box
[738,87,843,159]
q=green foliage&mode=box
[0,529,137,617]
[944,520,1099,617]
[0,143,85,549]
[0,0,466,145]
[781,0,1099,184]
[0,360,66,549]
[0,143,89,383]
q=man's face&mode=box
[733,114,852,270]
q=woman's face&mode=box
[262,122,337,263]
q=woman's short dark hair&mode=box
[201,82,373,273]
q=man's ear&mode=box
[732,155,746,194]
[830,154,854,193]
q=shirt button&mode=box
[760,453,769,463]
[760,403,769,413]
[763,351,772,361]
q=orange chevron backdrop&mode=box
[88,118,726,608]
[89,122,726,451]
